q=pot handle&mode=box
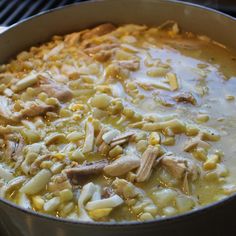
[0,26,8,33]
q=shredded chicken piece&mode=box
[97,142,110,155]
[84,43,118,62]
[96,130,133,154]
[64,32,81,45]
[113,178,139,198]
[95,127,110,146]
[48,174,72,192]
[38,74,73,102]
[0,125,22,135]
[174,92,197,105]
[4,135,25,162]
[161,155,199,181]
[65,160,108,184]
[102,187,115,198]
[18,101,56,118]
[82,120,95,153]
[136,145,161,182]
[0,96,18,122]
[81,23,116,40]
[30,154,51,175]
[104,155,140,177]
[0,176,27,197]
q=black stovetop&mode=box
[0,0,235,26]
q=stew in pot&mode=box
[0,22,236,222]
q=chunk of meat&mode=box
[136,145,161,182]
[102,187,115,198]
[48,174,72,192]
[38,74,73,102]
[81,23,116,40]
[104,155,140,177]
[29,154,51,175]
[19,101,56,118]
[95,127,110,146]
[161,155,199,181]
[65,159,108,183]
[173,92,197,105]
[84,43,118,62]
[112,178,139,199]
[0,96,18,122]
[4,135,25,162]
[0,96,56,122]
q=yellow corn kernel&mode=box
[203,154,220,170]
[126,172,137,182]
[88,208,112,220]
[32,196,45,210]
[123,108,135,118]
[21,129,41,144]
[162,137,175,146]
[40,161,53,169]
[226,95,235,101]
[96,85,111,93]
[26,87,36,96]
[185,124,199,136]
[38,92,48,101]
[66,131,84,142]
[59,108,73,117]
[90,93,112,109]
[192,148,207,161]
[45,97,59,106]
[149,132,161,145]
[73,114,82,121]
[69,103,85,111]
[60,189,73,202]
[195,114,209,124]
[109,145,123,158]
[53,153,65,160]
[70,149,85,162]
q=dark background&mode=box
[0,0,235,26]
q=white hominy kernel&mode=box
[44,197,60,212]
[163,206,177,216]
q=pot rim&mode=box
[0,0,236,227]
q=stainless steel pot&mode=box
[0,1,236,235]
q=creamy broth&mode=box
[0,22,236,222]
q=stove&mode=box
[0,0,235,26]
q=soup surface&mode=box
[0,22,236,222]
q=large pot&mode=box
[0,0,236,235]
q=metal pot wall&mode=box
[0,0,236,235]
